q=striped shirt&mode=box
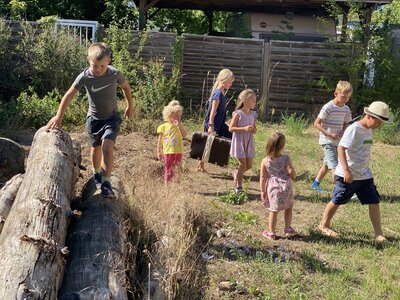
[318,100,352,145]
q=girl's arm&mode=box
[260,158,268,199]
[174,120,187,138]
[208,99,220,134]
[253,121,257,134]
[286,156,296,180]
[120,81,133,119]
[157,134,163,160]
[229,112,254,133]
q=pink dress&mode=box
[263,155,294,212]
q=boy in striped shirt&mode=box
[311,81,353,192]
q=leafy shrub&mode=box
[14,22,86,98]
[219,190,248,205]
[281,113,309,135]
[374,111,400,145]
[0,88,87,130]
[233,211,258,225]
[14,88,59,128]
[106,26,181,127]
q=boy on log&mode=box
[47,42,133,196]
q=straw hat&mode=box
[364,101,390,122]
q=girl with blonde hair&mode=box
[157,100,187,182]
[198,68,235,172]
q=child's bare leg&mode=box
[197,161,207,172]
[236,158,247,188]
[269,211,278,234]
[91,146,102,171]
[331,168,336,184]
[284,206,293,228]
[319,201,340,237]
[101,139,115,178]
[368,204,387,242]
[315,164,329,182]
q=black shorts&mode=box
[85,113,122,147]
[332,176,380,205]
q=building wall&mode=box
[250,13,336,39]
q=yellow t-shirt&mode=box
[157,122,184,154]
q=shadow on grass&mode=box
[307,228,399,249]
[208,239,341,274]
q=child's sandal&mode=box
[262,230,276,240]
[284,227,298,237]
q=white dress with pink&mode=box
[263,155,294,212]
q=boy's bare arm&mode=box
[47,86,79,129]
[120,81,133,119]
[314,117,340,140]
[338,145,353,183]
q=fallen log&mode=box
[58,176,133,300]
[0,173,24,234]
[0,127,81,299]
[0,137,25,183]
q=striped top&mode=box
[318,100,352,146]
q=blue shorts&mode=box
[322,144,338,169]
[86,113,122,147]
[331,176,380,205]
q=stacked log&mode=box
[0,137,25,184]
[0,127,81,299]
[0,173,24,234]
[58,176,133,299]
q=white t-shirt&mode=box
[318,100,352,146]
[335,122,373,180]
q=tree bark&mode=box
[0,173,24,234]
[0,127,81,299]
[58,176,133,300]
[0,137,25,184]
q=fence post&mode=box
[260,42,270,121]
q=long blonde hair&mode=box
[265,132,286,159]
[236,89,256,110]
[211,68,234,91]
[163,100,183,122]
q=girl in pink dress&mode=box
[260,132,297,240]
[229,89,257,193]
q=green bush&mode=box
[14,22,86,98]
[374,111,400,145]
[0,88,87,130]
[106,26,181,126]
[281,113,309,135]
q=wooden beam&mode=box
[139,0,159,30]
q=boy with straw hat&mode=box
[318,101,390,243]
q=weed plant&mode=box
[281,113,309,136]
[219,190,248,205]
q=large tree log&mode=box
[0,173,24,234]
[0,137,25,183]
[58,176,132,300]
[0,127,81,299]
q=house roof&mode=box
[146,0,392,15]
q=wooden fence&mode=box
[4,20,362,120]
[181,34,264,115]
